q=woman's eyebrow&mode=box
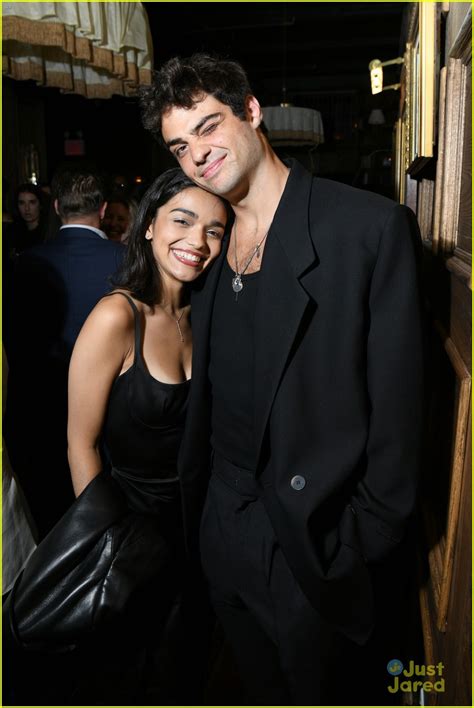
[170,208,197,218]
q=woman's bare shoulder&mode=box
[84,291,137,335]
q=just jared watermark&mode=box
[386,659,445,694]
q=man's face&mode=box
[161,94,263,202]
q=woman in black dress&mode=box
[67,168,228,703]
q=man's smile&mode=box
[201,156,226,180]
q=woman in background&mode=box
[13,183,47,253]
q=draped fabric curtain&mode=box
[2,2,153,98]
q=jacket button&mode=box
[290,475,306,491]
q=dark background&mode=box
[4,2,409,197]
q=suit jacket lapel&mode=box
[254,161,318,461]
[190,242,227,364]
[181,239,228,449]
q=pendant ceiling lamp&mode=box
[262,8,324,147]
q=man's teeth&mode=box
[173,250,202,263]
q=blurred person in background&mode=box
[12,182,48,254]
[102,195,137,244]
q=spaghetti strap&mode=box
[102,291,141,358]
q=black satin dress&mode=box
[80,293,191,704]
[103,293,189,537]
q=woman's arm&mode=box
[67,296,134,496]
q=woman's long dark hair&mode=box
[111,168,200,306]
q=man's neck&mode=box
[231,150,290,242]
[61,215,101,229]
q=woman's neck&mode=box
[25,219,40,231]
[158,282,189,316]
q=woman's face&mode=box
[146,187,227,286]
[102,201,130,242]
[18,191,40,227]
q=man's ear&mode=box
[246,95,263,129]
[53,198,60,215]
[99,201,108,220]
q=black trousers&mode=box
[200,452,412,706]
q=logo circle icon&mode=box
[387,659,404,676]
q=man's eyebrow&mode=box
[192,112,222,134]
[165,112,222,149]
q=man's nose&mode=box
[189,139,211,166]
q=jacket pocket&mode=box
[339,499,403,564]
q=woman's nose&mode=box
[186,228,208,250]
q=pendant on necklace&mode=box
[232,275,243,293]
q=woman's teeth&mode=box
[173,249,202,263]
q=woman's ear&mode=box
[145,223,153,240]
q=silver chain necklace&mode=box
[159,305,185,342]
[231,223,269,300]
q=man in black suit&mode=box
[141,55,423,705]
[6,169,125,538]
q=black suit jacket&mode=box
[178,161,423,644]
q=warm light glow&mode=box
[369,60,383,95]
[369,57,404,95]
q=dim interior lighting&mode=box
[369,57,404,95]
[135,176,143,184]
[368,109,386,125]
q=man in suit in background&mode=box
[141,54,424,705]
[5,168,125,539]
[27,168,125,353]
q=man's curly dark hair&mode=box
[139,53,253,145]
